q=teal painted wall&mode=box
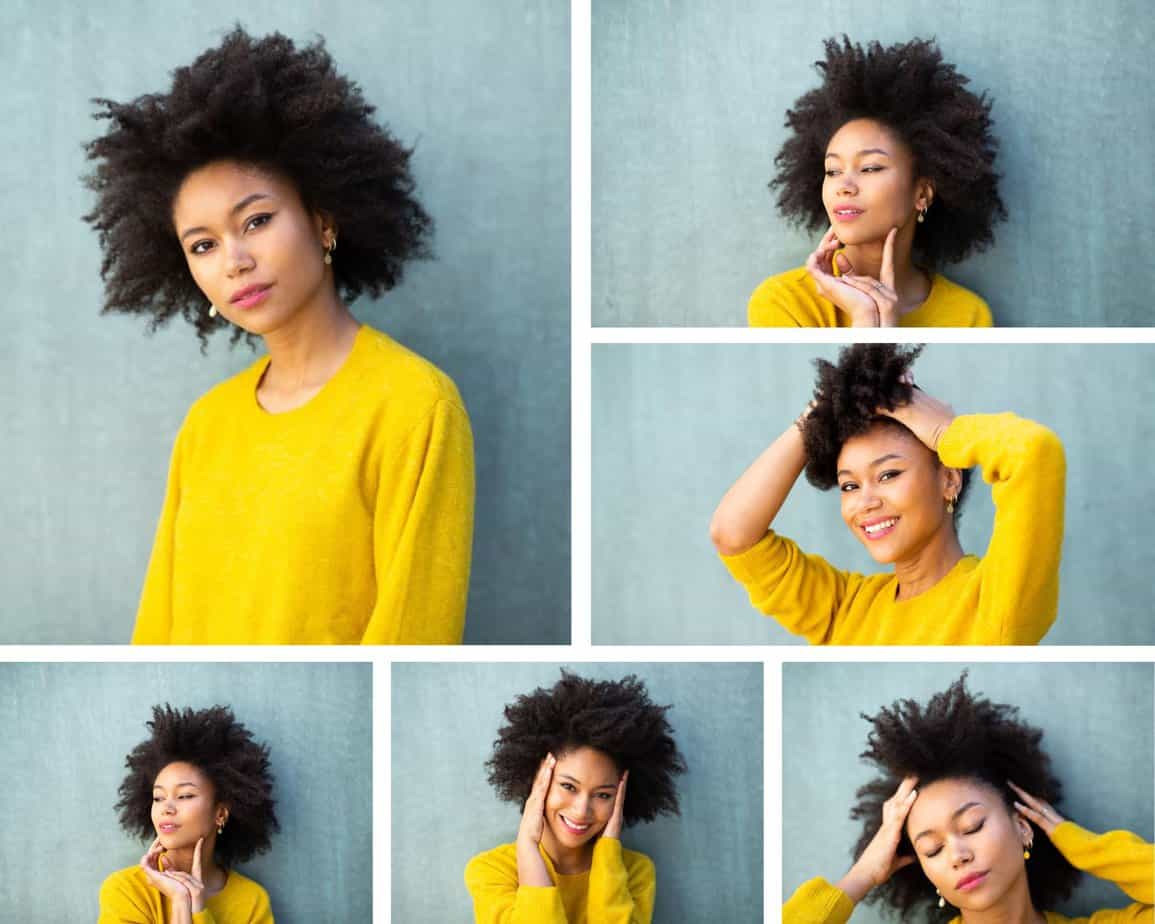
[0,1,569,643]
[593,0,1154,325]
[782,663,1154,921]
[392,662,764,922]
[0,662,372,920]
[592,344,1155,645]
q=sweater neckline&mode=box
[889,553,979,606]
[245,323,369,420]
[830,248,940,317]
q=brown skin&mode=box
[516,748,628,883]
[841,778,1052,924]
[806,119,935,327]
[171,160,361,414]
[142,761,230,918]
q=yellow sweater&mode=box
[747,262,993,327]
[99,865,272,923]
[464,837,655,923]
[133,324,474,645]
[721,414,1065,645]
[783,822,1154,923]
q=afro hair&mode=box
[82,25,432,347]
[486,671,686,828]
[801,342,972,519]
[851,674,1079,920]
[116,704,278,868]
[771,36,1006,269]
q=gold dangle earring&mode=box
[324,234,338,266]
[946,495,956,515]
[917,205,928,224]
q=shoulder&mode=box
[748,266,825,327]
[925,274,993,327]
[221,868,271,908]
[99,865,149,902]
[464,843,519,887]
[355,325,466,412]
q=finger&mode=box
[1006,781,1037,805]
[880,227,897,290]
[891,776,919,802]
[834,252,854,275]
[193,837,203,878]
[892,854,917,872]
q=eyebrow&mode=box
[179,193,273,241]
[557,773,616,790]
[153,781,200,790]
[824,148,891,160]
[912,802,985,843]
[836,453,905,479]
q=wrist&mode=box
[836,865,875,904]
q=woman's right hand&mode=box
[805,226,899,327]
[837,776,920,903]
[517,753,555,847]
[139,837,193,908]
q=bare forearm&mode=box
[517,840,553,888]
[710,423,807,555]
[835,865,874,904]
[168,897,194,924]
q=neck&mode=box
[893,523,964,600]
[958,873,1045,924]
[539,828,595,876]
[259,287,361,392]
[161,843,226,891]
[840,223,930,314]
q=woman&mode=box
[785,675,1154,922]
[709,343,1066,644]
[750,36,1005,327]
[82,27,474,644]
[100,704,278,923]
[464,672,686,923]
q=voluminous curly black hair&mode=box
[116,704,279,868]
[851,674,1078,920]
[801,342,972,518]
[486,671,686,828]
[83,25,431,347]
[771,36,1006,269]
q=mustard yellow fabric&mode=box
[721,413,1065,645]
[464,837,655,923]
[99,865,272,923]
[133,324,474,645]
[747,259,993,327]
[782,822,1153,923]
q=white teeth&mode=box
[863,518,897,535]
[561,815,590,831]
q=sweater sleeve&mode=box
[131,420,189,644]
[587,838,655,924]
[720,531,863,644]
[936,413,1066,644]
[464,850,569,924]
[783,877,856,924]
[361,398,475,644]
[1051,822,1153,920]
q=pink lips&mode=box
[157,823,180,833]
[858,516,899,541]
[956,871,988,892]
[833,207,865,222]
[230,284,273,309]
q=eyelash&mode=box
[839,470,903,492]
[189,213,273,255]
[924,820,986,858]
[558,782,613,799]
[825,166,884,177]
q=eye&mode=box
[878,469,903,482]
[245,212,272,232]
[190,240,214,256]
[862,165,884,173]
[559,782,576,792]
[925,845,943,858]
[964,819,986,835]
[596,792,613,800]
[179,794,195,799]
[839,481,858,493]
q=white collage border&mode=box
[5,1,1155,921]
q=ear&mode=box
[915,178,935,212]
[940,465,963,499]
[313,209,338,243]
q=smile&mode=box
[833,208,864,221]
[860,517,899,539]
[558,814,592,835]
[157,823,180,833]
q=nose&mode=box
[947,835,974,867]
[223,237,255,277]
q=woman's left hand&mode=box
[156,837,208,913]
[835,228,902,328]
[1009,780,1067,836]
[603,770,629,841]
[876,374,956,452]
